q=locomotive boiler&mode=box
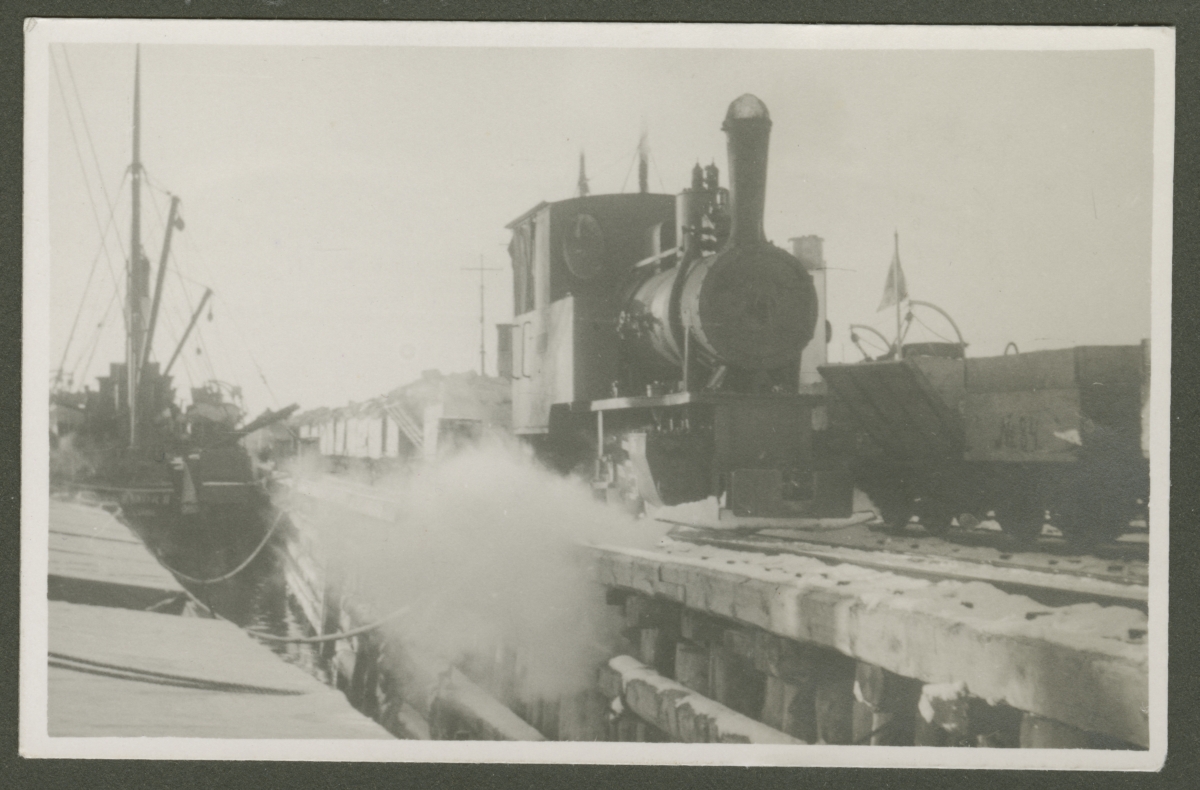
[504,95,852,517]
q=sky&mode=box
[42,38,1157,416]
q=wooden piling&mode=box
[708,644,764,719]
[674,640,711,696]
[814,650,856,744]
[853,662,921,745]
[557,689,608,741]
[1019,713,1093,749]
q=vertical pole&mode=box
[894,230,903,360]
[682,326,690,393]
[596,410,604,461]
[127,47,144,446]
[479,255,486,376]
[462,259,499,377]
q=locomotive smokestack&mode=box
[722,94,772,247]
[627,93,817,377]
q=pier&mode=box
[282,474,1150,749]
[46,497,393,740]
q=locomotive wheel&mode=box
[913,496,954,537]
[864,489,907,533]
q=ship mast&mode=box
[127,48,148,446]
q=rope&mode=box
[49,651,305,695]
[174,574,418,646]
[155,508,287,585]
[242,603,415,644]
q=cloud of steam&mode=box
[50,433,94,484]
[285,438,669,699]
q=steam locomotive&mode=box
[503,94,852,520]
[502,94,1150,544]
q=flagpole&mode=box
[894,230,903,359]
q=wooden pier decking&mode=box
[46,497,393,740]
[49,499,184,610]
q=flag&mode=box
[877,233,908,312]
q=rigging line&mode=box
[200,305,248,404]
[55,167,128,383]
[171,259,216,379]
[146,184,209,381]
[159,303,195,386]
[648,150,668,193]
[153,190,258,399]
[52,47,129,280]
[60,46,119,218]
[142,168,173,196]
[214,292,280,407]
[49,51,129,344]
[146,175,214,383]
[591,141,640,186]
[70,286,118,384]
[172,270,209,288]
[171,263,217,382]
[619,148,637,194]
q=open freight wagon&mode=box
[819,342,1150,543]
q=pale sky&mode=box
[44,40,1156,416]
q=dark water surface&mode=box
[172,529,332,685]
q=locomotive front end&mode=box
[624,95,819,388]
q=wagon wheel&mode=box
[995,498,1045,544]
[1053,494,1126,549]
[913,495,954,537]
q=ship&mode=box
[50,49,298,597]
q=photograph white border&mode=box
[21,18,1174,769]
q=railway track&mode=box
[662,516,1148,610]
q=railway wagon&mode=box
[819,340,1150,543]
[503,95,852,518]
